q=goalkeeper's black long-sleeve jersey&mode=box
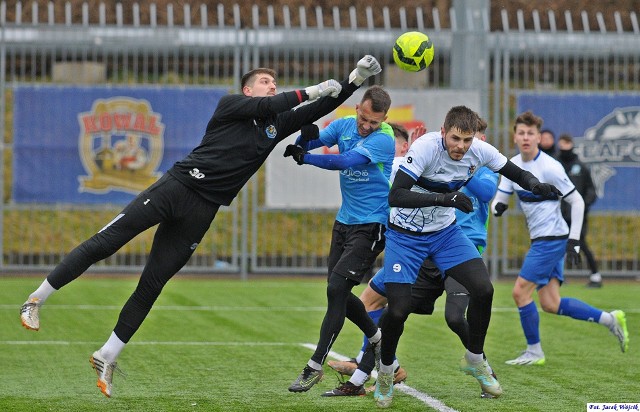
[168,79,358,206]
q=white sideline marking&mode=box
[0,340,299,346]
[5,304,640,313]
[301,343,460,412]
[2,304,329,311]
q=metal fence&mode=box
[1,1,639,278]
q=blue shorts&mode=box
[370,267,386,296]
[520,238,566,289]
[382,224,480,285]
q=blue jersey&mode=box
[457,167,499,251]
[319,116,395,225]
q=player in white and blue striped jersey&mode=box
[491,111,629,367]
[373,105,563,406]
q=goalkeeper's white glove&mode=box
[305,79,342,101]
[349,55,382,86]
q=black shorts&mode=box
[409,259,469,315]
[327,221,385,283]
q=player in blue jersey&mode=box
[284,85,396,393]
[372,105,566,407]
[325,117,501,399]
[491,111,629,366]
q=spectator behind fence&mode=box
[556,133,602,287]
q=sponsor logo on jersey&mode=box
[77,97,164,194]
[575,106,640,197]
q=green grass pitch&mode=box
[1,276,637,411]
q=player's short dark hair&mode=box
[558,133,573,143]
[389,123,409,142]
[444,106,478,134]
[241,68,277,89]
[361,85,391,114]
[514,111,543,132]
[476,115,488,134]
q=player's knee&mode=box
[326,281,342,301]
[445,313,466,333]
[539,300,559,313]
[386,300,411,322]
[473,281,494,301]
[326,275,352,302]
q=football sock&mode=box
[518,301,541,345]
[360,308,384,352]
[597,311,614,327]
[557,297,602,322]
[355,350,365,364]
[392,359,400,371]
[307,360,322,370]
[368,328,382,344]
[379,362,394,374]
[590,272,602,283]
[99,331,126,364]
[350,369,370,386]
[526,342,543,354]
[28,279,57,303]
[465,350,483,364]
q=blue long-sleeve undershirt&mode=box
[294,135,371,170]
[295,136,324,151]
[294,134,370,170]
[303,150,370,170]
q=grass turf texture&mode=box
[1,276,637,411]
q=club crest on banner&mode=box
[576,106,640,198]
[77,97,164,194]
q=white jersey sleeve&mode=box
[503,151,575,239]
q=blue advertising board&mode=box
[517,93,640,211]
[13,85,228,204]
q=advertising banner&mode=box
[518,93,640,211]
[13,85,227,203]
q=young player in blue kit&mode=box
[284,86,396,393]
[372,105,565,407]
[491,111,629,366]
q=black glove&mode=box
[531,182,563,198]
[283,144,306,165]
[300,124,320,142]
[434,191,473,213]
[566,238,582,265]
[494,202,509,217]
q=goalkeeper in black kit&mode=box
[19,55,383,398]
